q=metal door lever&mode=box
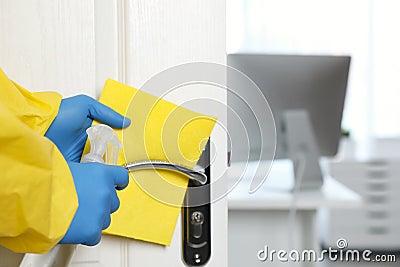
[124,161,207,185]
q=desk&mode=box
[227,160,361,267]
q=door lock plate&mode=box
[182,140,211,266]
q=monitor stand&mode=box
[283,110,323,191]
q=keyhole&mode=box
[191,211,204,238]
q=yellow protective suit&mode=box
[0,68,78,253]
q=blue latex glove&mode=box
[60,162,129,246]
[45,95,131,162]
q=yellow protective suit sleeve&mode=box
[0,68,78,253]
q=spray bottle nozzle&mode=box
[81,124,122,165]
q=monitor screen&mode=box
[228,54,350,161]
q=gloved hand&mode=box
[45,95,131,162]
[59,161,129,246]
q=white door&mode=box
[0,1,227,266]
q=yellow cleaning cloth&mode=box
[84,79,216,245]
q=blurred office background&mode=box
[227,0,400,266]
[228,0,400,152]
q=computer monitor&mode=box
[227,54,351,189]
